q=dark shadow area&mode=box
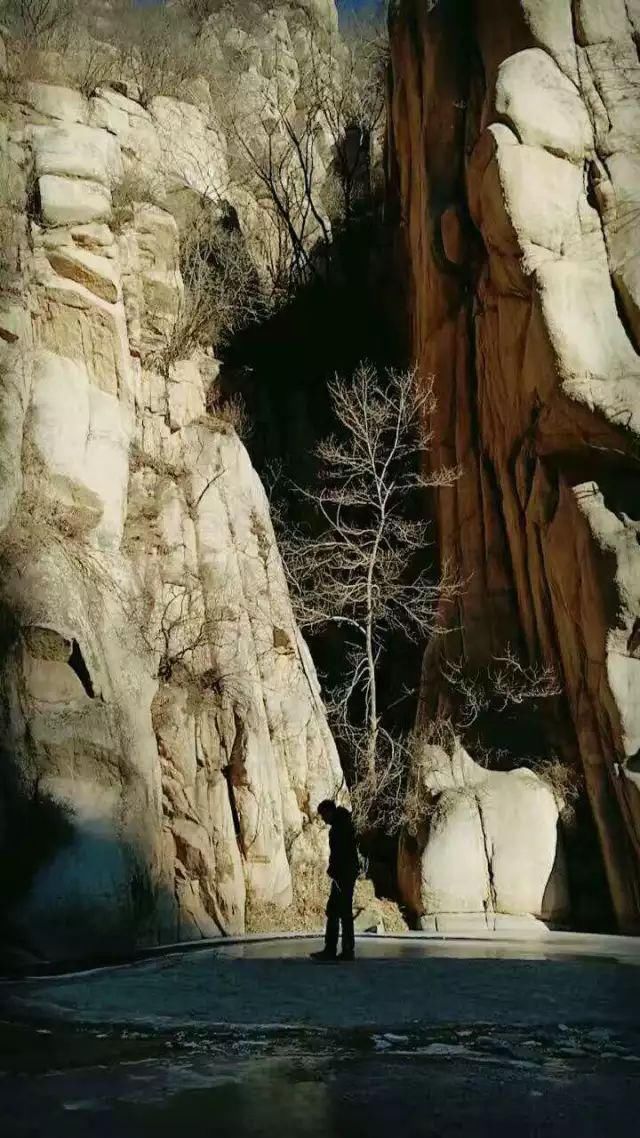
[68,639,95,698]
[219,210,402,487]
[0,627,180,974]
[562,796,617,933]
[218,204,420,895]
[0,759,181,976]
[0,756,75,912]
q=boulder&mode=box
[494,49,593,162]
[46,245,120,303]
[24,83,88,125]
[398,747,569,925]
[39,175,112,227]
[354,908,385,934]
[32,123,122,186]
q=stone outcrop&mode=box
[389,0,640,930]
[0,5,342,961]
[398,741,569,932]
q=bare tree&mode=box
[278,364,460,827]
[211,9,386,298]
[223,87,332,295]
[304,7,388,222]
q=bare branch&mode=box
[275,362,462,828]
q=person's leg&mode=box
[339,878,355,958]
[324,881,340,957]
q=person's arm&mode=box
[328,826,337,878]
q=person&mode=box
[311,799,359,963]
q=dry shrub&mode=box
[1,39,62,93]
[245,871,408,935]
[1,0,75,48]
[179,203,263,342]
[114,5,204,108]
[64,34,119,98]
[148,204,262,376]
[1,5,119,95]
[352,877,408,934]
[0,156,22,289]
[206,387,252,440]
[245,841,331,934]
[110,167,162,232]
[535,755,583,818]
[176,0,226,27]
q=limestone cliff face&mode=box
[389,0,640,931]
[0,5,342,961]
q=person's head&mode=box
[317,799,337,825]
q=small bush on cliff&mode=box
[148,203,263,376]
[110,167,163,232]
[1,2,120,95]
[1,0,75,47]
[176,0,225,27]
[0,156,22,289]
[66,32,119,97]
[114,5,203,108]
[206,386,252,440]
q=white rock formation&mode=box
[398,743,569,932]
[0,7,343,960]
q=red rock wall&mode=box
[388,0,640,931]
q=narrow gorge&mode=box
[0,0,639,966]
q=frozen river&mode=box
[2,933,639,1136]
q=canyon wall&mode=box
[0,3,343,962]
[389,0,640,931]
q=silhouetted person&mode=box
[311,800,359,963]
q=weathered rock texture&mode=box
[0,5,342,961]
[398,741,569,932]
[389,0,640,931]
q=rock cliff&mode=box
[0,2,343,961]
[389,0,640,931]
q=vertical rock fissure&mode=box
[68,639,95,699]
[475,795,497,919]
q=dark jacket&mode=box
[328,807,359,882]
